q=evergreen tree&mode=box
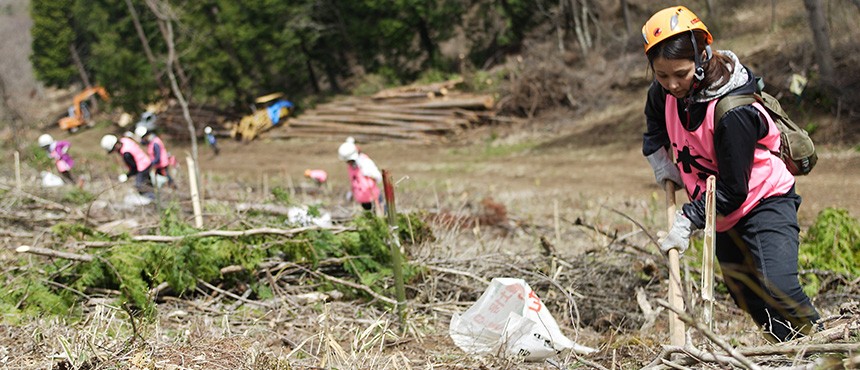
[30,0,77,87]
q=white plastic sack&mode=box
[449,278,596,361]
[286,206,332,228]
[123,192,152,206]
[41,171,65,187]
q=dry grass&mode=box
[2,168,857,370]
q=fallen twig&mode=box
[655,299,762,370]
[16,245,94,262]
[129,225,352,242]
[196,279,275,309]
[286,262,398,305]
[422,264,490,285]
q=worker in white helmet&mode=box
[38,134,77,185]
[338,137,383,211]
[101,134,153,197]
[204,126,220,155]
[135,126,175,188]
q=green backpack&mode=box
[715,90,817,176]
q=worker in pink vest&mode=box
[337,137,382,211]
[135,126,175,188]
[38,134,77,185]
[304,169,328,186]
[642,6,819,341]
[101,134,153,197]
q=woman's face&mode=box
[652,56,696,99]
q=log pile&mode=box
[265,79,505,143]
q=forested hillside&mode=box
[22,0,860,141]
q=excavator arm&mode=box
[59,86,110,131]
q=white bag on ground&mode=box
[286,206,332,228]
[41,171,65,187]
[449,277,596,361]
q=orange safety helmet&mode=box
[642,6,712,54]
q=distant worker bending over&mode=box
[38,134,78,185]
[304,169,328,186]
[101,134,153,197]
[338,137,382,211]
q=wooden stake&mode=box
[14,151,21,190]
[262,172,269,199]
[702,175,717,330]
[665,182,685,347]
[186,157,203,228]
[383,169,407,328]
[287,174,295,196]
[554,199,561,245]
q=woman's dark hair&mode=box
[646,30,733,89]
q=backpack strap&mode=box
[714,94,757,123]
[714,94,773,152]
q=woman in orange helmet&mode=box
[641,6,819,341]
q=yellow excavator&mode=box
[231,92,294,141]
[58,86,110,132]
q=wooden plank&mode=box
[292,116,461,130]
[397,96,495,109]
[289,119,454,134]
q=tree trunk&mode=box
[146,0,199,180]
[620,0,631,36]
[414,12,437,67]
[0,74,22,149]
[569,0,591,57]
[299,35,321,94]
[771,0,777,31]
[69,43,98,112]
[802,0,837,93]
[123,0,166,93]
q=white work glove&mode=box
[646,148,683,188]
[118,174,128,183]
[660,210,694,255]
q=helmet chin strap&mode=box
[685,31,710,110]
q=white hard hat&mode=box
[100,134,118,152]
[204,126,212,134]
[134,125,148,138]
[38,134,54,148]
[338,137,359,161]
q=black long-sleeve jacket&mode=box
[122,152,150,176]
[642,68,773,229]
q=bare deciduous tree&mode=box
[124,0,166,93]
[145,0,199,180]
[803,0,837,93]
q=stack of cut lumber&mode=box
[265,79,502,143]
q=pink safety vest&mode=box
[665,95,794,231]
[50,141,74,172]
[307,169,328,183]
[119,137,152,172]
[146,136,170,169]
[348,154,380,203]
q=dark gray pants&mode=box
[716,186,820,342]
